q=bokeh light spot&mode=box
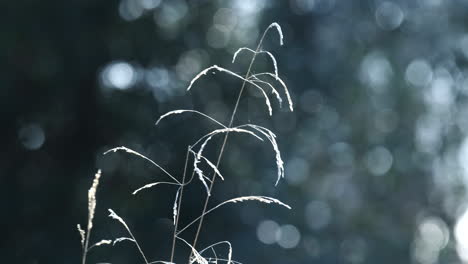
[119,0,144,21]
[231,0,266,15]
[276,224,301,249]
[290,0,316,15]
[257,220,280,244]
[175,50,205,81]
[206,25,230,49]
[146,67,171,102]
[101,61,136,90]
[424,71,454,110]
[140,0,161,10]
[414,217,449,264]
[213,8,238,30]
[18,123,45,150]
[154,0,188,29]
[359,51,393,91]
[364,146,393,176]
[375,1,405,30]
[405,59,433,87]
[419,217,449,251]
[456,208,468,262]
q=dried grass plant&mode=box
[78,22,293,264]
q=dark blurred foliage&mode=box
[5,0,468,263]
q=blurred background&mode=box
[5,0,468,263]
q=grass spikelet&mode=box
[219,196,291,209]
[231,48,279,78]
[239,124,284,185]
[108,209,132,236]
[113,237,136,246]
[89,239,113,249]
[173,188,180,225]
[263,51,279,77]
[250,76,283,107]
[108,209,149,264]
[77,224,85,248]
[231,47,253,63]
[193,127,263,150]
[266,22,284,46]
[190,150,224,181]
[87,169,102,231]
[79,170,104,264]
[156,110,226,128]
[194,159,211,196]
[191,128,263,195]
[250,73,293,112]
[191,246,208,264]
[132,181,181,196]
[104,146,180,184]
[186,65,273,116]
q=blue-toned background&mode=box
[4,0,468,263]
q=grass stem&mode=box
[170,146,191,263]
[188,26,273,262]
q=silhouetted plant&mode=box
[78,22,293,264]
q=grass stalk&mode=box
[188,26,274,261]
[82,231,90,264]
[170,146,191,263]
[80,23,287,264]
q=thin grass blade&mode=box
[156,109,226,128]
[187,65,273,115]
[104,146,180,184]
